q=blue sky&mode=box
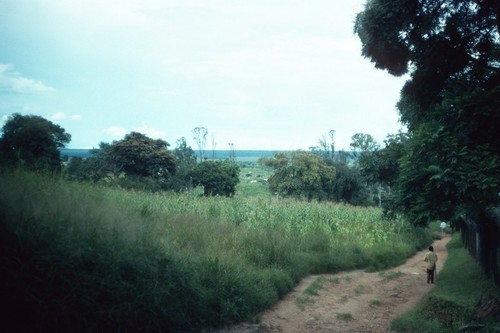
[0,0,407,151]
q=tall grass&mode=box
[0,170,432,332]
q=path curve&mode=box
[215,236,450,333]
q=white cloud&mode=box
[0,64,55,94]
[103,124,165,141]
[104,126,126,139]
[51,112,82,121]
[135,124,166,139]
[51,112,67,120]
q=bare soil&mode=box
[214,236,450,333]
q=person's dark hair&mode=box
[429,246,434,251]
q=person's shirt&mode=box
[440,221,447,229]
[424,251,438,270]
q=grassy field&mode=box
[392,235,500,332]
[0,170,433,332]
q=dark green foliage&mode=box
[349,133,379,157]
[65,133,178,191]
[358,131,409,189]
[190,159,240,196]
[259,151,335,201]
[419,296,475,329]
[0,113,70,172]
[387,89,500,225]
[109,131,176,178]
[170,137,198,191]
[197,257,279,326]
[65,144,114,182]
[356,0,500,226]
[0,173,203,332]
[329,160,370,205]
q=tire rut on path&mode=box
[214,236,451,333]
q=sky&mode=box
[0,0,408,151]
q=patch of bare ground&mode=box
[213,236,450,333]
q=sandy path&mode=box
[214,236,450,333]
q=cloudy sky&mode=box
[0,0,407,151]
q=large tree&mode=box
[0,113,71,172]
[260,151,336,201]
[190,160,240,196]
[108,132,176,178]
[355,0,500,225]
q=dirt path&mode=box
[214,236,450,333]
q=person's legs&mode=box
[426,269,432,283]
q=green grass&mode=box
[391,235,500,332]
[295,276,329,310]
[354,284,371,295]
[379,270,405,280]
[340,295,350,303]
[304,277,325,296]
[337,312,353,321]
[0,170,434,332]
[295,295,315,311]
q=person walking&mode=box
[440,221,447,236]
[424,246,438,284]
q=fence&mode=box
[459,207,500,285]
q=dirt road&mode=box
[215,236,450,333]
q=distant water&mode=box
[60,148,287,160]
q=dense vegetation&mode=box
[0,170,432,332]
[0,113,71,172]
[355,0,499,225]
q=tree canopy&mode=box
[190,160,240,196]
[0,113,71,172]
[260,151,336,201]
[355,0,500,225]
[108,132,176,178]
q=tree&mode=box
[108,132,176,178]
[349,133,379,157]
[357,132,409,208]
[65,142,117,182]
[259,151,336,201]
[355,0,500,225]
[0,113,71,172]
[349,133,381,204]
[190,160,240,196]
[170,137,197,191]
[192,127,208,162]
[388,92,500,225]
[329,160,370,205]
[173,137,197,173]
[315,130,336,160]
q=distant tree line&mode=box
[0,115,240,197]
[0,113,398,205]
[260,131,393,206]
